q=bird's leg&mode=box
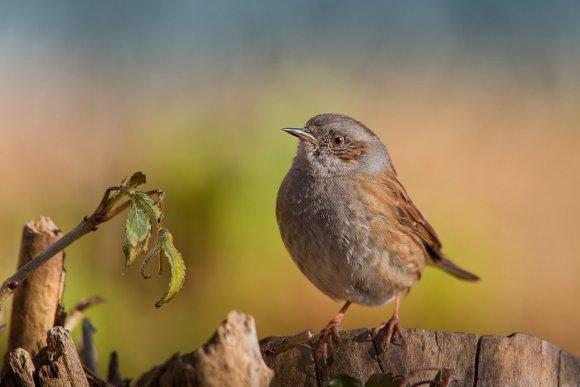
[383,294,404,348]
[374,294,405,352]
[319,301,351,356]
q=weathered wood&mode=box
[264,342,317,387]
[1,328,107,387]
[135,310,274,387]
[1,347,36,386]
[8,217,65,355]
[559,350,580,387]
[476,333,560,386]
[264,328,579,386]
[260,329,314,358]
[2,311,578,386]
[35,326,90,387]
[376,329,479,386]
[83,365,110,387]
[314,328,382,386]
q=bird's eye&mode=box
[333,136,345,146]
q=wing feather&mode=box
[378,170,479,281]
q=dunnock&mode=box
[276,113,479,351]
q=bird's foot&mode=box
[318,317,342,362]
[373,315,405,353]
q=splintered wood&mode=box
[135,310,273,387]
[2,311,578,386]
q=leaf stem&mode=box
[0,174,169,313]
[0,181,155,312]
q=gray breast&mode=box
[277,170,400,306]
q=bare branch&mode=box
[0,220,93,311]
[0,175,157,313]
[64,296,105,332]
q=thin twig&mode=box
[0,220,95,310]
[0,179,159,313]
[259,329,314,357]
[64,295,106,332]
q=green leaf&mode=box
[154,228,186,308]
[140,237,161,279]
[133,191,162,224]
[328,375,364,387]
[123,200,151,269]
[127,171,147,189]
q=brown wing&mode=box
[386,171,442,253]
[384,170,480,281]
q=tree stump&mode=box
[2,312,578,386]
[262,328,580,387]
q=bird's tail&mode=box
[434,256,480,281]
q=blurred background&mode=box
[1,0,579,377]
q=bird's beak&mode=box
[282,128,318,144]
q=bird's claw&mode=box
[318,318,342,362]
[373,315,405,353]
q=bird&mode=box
[276,113,479,352]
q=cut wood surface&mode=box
[8,216,65,355]
[2,311,578,386]
[263,327,580,387]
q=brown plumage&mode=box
[276,113,479,352]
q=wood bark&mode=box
[35,327,90,386]
[263,328,580,387]
[2,311,578,386]
[2,348,36,386]
[8,217,65,355]
[2,327,90,387]
[135,310,274,387]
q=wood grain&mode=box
[135,310,273,387]
[265,328,579,387]
[36,326,90,387]
[2,313,578,386]
[8,217,65,355]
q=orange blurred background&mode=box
[1,1,579,377]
